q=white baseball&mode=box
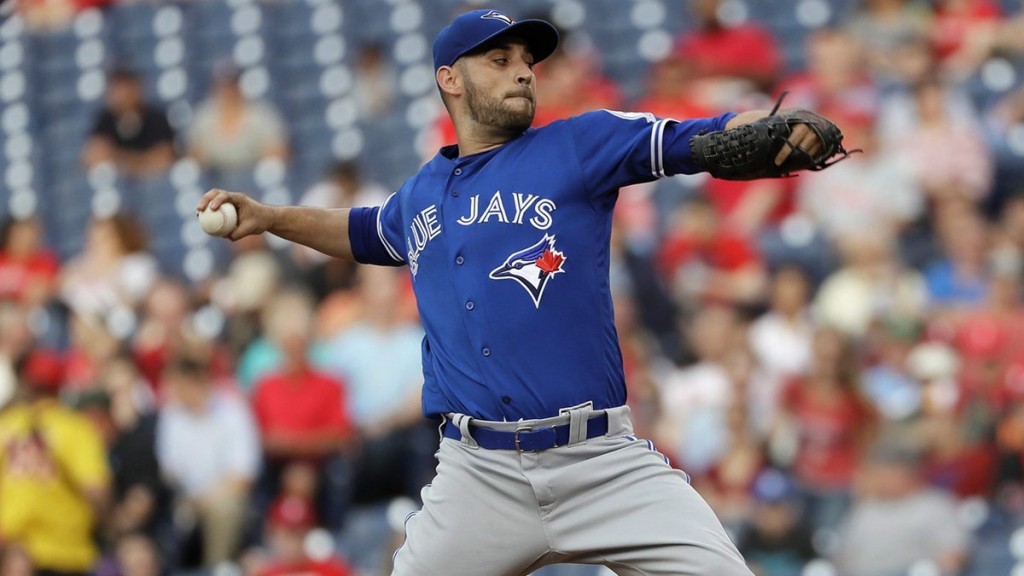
[197,202,238,237]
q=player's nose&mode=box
[515,66,533,86]
[512,57,533,86]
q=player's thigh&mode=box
[551,437,753,576]
[392,439,548,576]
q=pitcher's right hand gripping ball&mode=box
[689,93,859,180]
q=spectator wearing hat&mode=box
[0,349,112,576]
[737,469,817,576]
[833,441,969,576]
[251,496,353,576]
[82,68,176,178]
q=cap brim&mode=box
[462,19,559,65]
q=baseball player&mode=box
[198,9,851,575]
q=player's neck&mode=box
[453,122,519,157]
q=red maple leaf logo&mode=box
[535,249,564,273]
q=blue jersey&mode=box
[349,109,735,420]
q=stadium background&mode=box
[0,0,1023,575]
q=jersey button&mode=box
[455,255,464,265]
[465,301,475,311]
[481,347,491,357]
[452,189,459,197]
[454,168,462,175]
[501,396,512,405]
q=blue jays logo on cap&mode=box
[433,9,560,70]
[481,10,514,26]
[489,235,566,308]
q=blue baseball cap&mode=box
[433,9,560,71]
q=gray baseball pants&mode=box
[391,405,753,575]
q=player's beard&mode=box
[463,76,535,135]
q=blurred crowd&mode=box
[3,1,1024,576]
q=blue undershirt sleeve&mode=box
[661,111,736,176]
[348,196,406,267]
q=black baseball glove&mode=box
[688,93,859,180]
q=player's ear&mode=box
[436,65,462,98]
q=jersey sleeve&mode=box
[567,110,736,198]
[348,193,406,267]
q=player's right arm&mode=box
[198,189,407,267]
[198,189,355,260]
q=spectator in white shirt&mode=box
[187,63,287,180]
[156,357,260,567]
[748,265,815,437]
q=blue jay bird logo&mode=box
[489,235,566,308]
[481,10,515,25]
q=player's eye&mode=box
[494,58,509,65]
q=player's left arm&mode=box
[688,98,858,180]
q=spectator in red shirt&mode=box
[633,54,797,236]
[252,496,354,576]
[532,41,622,127]
[657,196,766,309]
[778,29,878,142]
[251,289,354,530]
[0,216,60,307]
[673,0,782,95]
[632,55,715,121]
[930,0,1002,75]
[251,291,353,461]
[132,280,213,390]
[948,244,1024,410]
[773,327,877,532]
